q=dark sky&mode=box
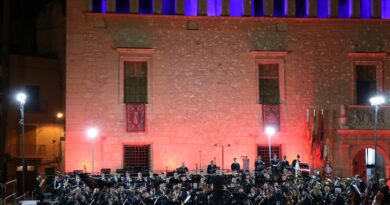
[1,0,65,58]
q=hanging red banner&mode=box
[126,104,145,132]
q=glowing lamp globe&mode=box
[87,128,99,139]
[265,126,276,136]
[369,96,385,106]
[16,93,27,104]
[57,112,64,119]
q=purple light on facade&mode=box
[139,0,154,14]
[102,0,107,13]
[185,0,198,16]
[317,0,330,18]
[208,0,222,16]
[383,0,390,18]
[338,0,351,18]
[92,0,102,13]
[360,0,372,18]
[230,0,243,16]
[162,0,176,15]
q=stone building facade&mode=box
[67,0,390,178]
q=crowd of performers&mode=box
[34,154,390,205]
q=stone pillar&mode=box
[243,0,252,16]
[309,0,317,17]
[155,0,163,14]
[372,0,382,18]
[330,0,338,17]
[339,144,351,177]
[107,0,116,12]
[287,0,296,17]
[222,0,230,16]
[265,0,274,16]
[352,0,360,18]
[198,0,207,15]
[130,0,139,13]
[176,0,185,15]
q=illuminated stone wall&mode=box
[66,0,390,174]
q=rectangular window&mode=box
[124,61,147,103]
[355,65,377,105]
[25,86,40,112]
[92,0,102,12]
[252,0,264,16]
[162,0,176,15]
[258,64,280,104]
[257,145,281,167]
[139,0,154,14]
[124,145,151,173]
[296,0,308,17]
[116,0,130,13]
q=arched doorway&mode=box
[353,148,386,181]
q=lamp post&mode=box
[214,143,231,172]
[87,127,98,174]
[265,126,276,174]
[369,96,385,176]
[16,92,27,194]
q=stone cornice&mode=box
[116,48,156,55]
[348,52,387,58]
[250,51,289,57]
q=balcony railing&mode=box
[8,144,46,158]
[339,105,390,130]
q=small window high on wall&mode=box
[338,0,351,18]
[274,0,287,17]
[140,0,154,14]
[162,0,176,15]
[208,0,222,16]
[116,0,130,13]
[317,0,330,18]
[124,61,148,103]
[355,65,377,105]
[252,0,265,16]
[383,0,390,18]
[92,0,103,12]
[230,0,244,16]
[296,0,308,17]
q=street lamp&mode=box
[369,95,385,176]
[87,127,98,174]
[265,126,276,174]
[16,92,27,194]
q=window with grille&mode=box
[124,145,151,173]
[257,145,281,167]
[124,61,148,103]
[258,64,280,104]
[355,65,377,105]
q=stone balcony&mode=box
[339,105,390,130]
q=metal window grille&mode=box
[123,145,151,173]
[257,145,282,167]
